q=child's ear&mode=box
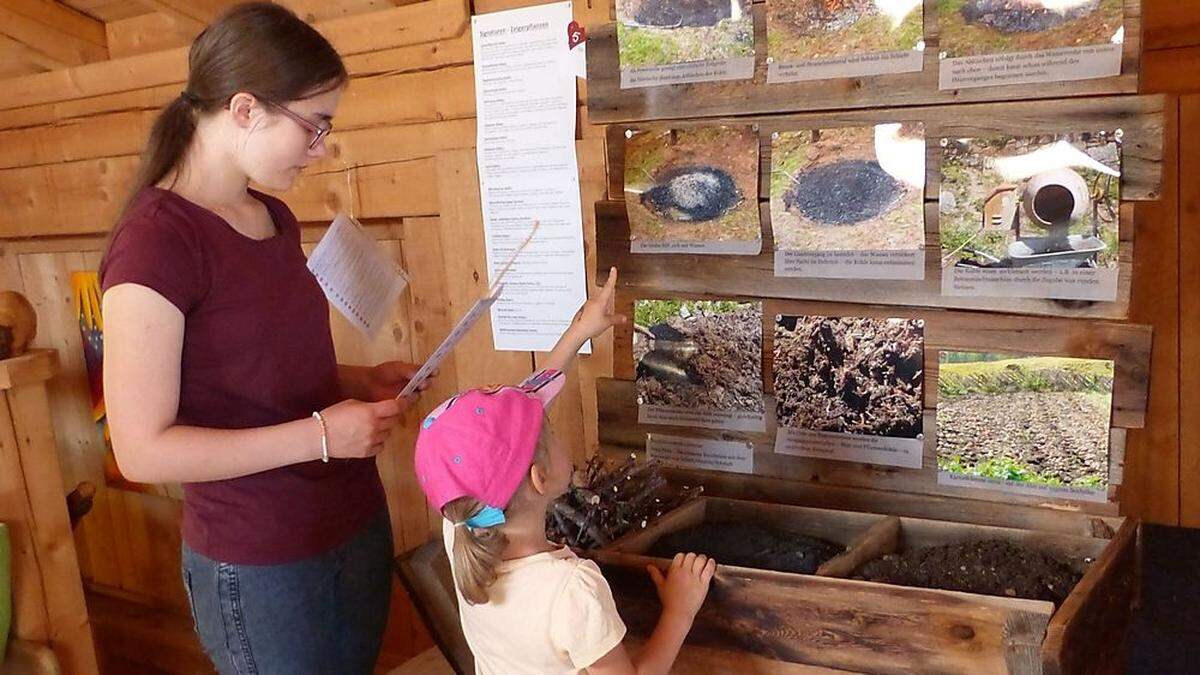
[529,464,549,496]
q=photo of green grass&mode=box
[617,0,755,68]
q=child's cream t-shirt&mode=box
[442,519,627,674]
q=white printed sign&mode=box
[775,427,923,469]
[646,433,754,475]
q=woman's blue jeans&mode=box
[181,509,393,675]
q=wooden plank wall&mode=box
[0,0,1193,669]
[1126,2,1200,528]
[0,0,615,668]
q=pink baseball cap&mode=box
[414,369,564,515]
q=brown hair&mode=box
[444,422,554,606]
[105,2,346,253]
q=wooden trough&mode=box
[589,496,1136,675]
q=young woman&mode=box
[100,4,419,672]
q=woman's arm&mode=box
[103,283,400,484]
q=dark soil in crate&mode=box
[961,0,1100,34]
[634,0,732,28]
[854,539,1084,605]
[784,159,907,226]
[647,522,843,575]
[641,166,743,223]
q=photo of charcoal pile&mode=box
[767,0,923,63]
[773,315,924,438]
[617,0,755,69]
[770,125,925,252]
[936,351,1113,489]
[625,126,761,247]
[938,0,1123,59]
[634,300,764,412]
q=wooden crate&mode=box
[589,496,1136,675]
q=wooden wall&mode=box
[0,0,1195,671]
[1125,2,1200,528]
[0,0,614,668]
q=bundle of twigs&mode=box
[546,455,703,550]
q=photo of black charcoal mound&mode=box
[854,539,1084,606]
[648,522,843,574]
[774,316,924,437]
[633,0,733,27]
[961,0,1100,33]
[784,159,906,226]
[641,166,743,223]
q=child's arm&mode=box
[587,552,717,675]
[541,267,625,374]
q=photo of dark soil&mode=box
[940,131,1121,270]
[618,0,755,67]
[854,538,1084,605]
[648,521,844,574]
[767,0,923,62]
[938,0,1123,59]
[634,300,764,413]
[936,351,1113,489]
[626,126,761,247]
[773,315,924,437]
[771,125,925,251]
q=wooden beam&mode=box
[0,34,63,75]
[0,29,475,133]
[0,0,469,111]
[5,0,107,47]
[1181,94,1200,528]
[137,0,236,29]
[107,10,201,57]
[0,1,108,67]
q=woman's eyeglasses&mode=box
[264,100,332,150]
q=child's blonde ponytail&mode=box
[445,498,509,605]
[443,419,555,605]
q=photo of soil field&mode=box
[939,131,1120,270]
[936,351,1113,489]
[774,315,924,438]
[617,0,755,67]
[625,126,761,246]
[770,124,925,252]
[634,300,764,412]
[767,0,923,62]
[938,0,1123,59]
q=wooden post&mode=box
[0,349,98,674]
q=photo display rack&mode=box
[589,0,1160,518]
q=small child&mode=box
[414,268,716,675]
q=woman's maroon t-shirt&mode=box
[100,187,386,565]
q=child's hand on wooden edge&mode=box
[571,267,627,340]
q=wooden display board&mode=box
[586,0,1143,124]
[598,94,1164,319]
[584,0,1157,669]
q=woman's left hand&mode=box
[364,361,430,401]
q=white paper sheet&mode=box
[473,2,589,352]
[307,214,408,336]
[396,286,503,399]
